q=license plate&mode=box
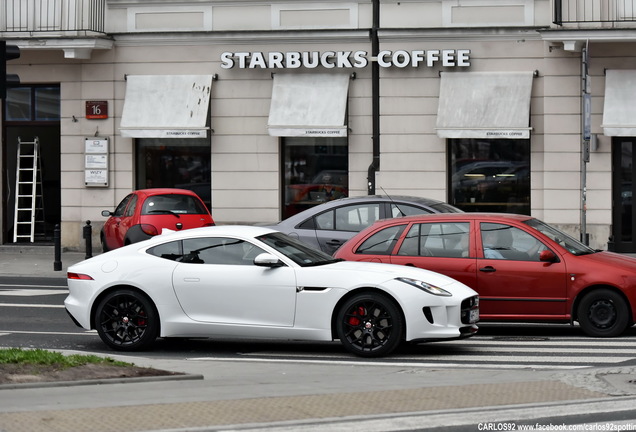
[469,309,479,323]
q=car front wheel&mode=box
[336,293,404,357]
[95,289,159,351]
[577,289,630,337]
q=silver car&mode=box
[264,195,462,255]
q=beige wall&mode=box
[3,1,621,249]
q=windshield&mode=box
[523,218,596,255]
[257,232,341,267]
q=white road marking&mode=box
[185,356,586,370]
[0,329,97,336]
[0,289,68,296]
[0,303,65,308]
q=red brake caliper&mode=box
[348,306,366,326]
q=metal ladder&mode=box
[13,137,45,243]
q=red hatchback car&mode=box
[100,188,214,251]
[334,213,636,337]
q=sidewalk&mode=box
[1,245,636,431]
[0,244,87,278]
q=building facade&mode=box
[1,0,634,251]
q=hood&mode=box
[302,260,467,289]
[579,250,636,272]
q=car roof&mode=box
[274,195,456,225]
[369,212,534,226]
[135,188,200,197]
[133,225,278,247]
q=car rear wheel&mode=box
[577,289,630,337]
[95,289,159,351]
[336,293,404,357]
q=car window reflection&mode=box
[147,238,267,265]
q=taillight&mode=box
[140,224,159,236]
[67,272,93,280]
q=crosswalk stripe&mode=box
[448,346,636,354]
[0,329,96,336]
[0,289,68,296]
[392,354,631,363]
[0,303,64,308]
[195,356,589,370]
[460,339,636,346]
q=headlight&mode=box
[396,277,452,297]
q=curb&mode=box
[0,372,203,391]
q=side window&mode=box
[124,195,137,217]
[481,223,546,261]
[147,240,183,261]
[113,194,133,217]
[334,203,381,232]
[355,225,406,255]
[181,237,267,265]
[315,210,334,230]
[390,203,432,218]
[398,222,470,258]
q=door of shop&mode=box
[611,137,636,252]
[2,85,61,244]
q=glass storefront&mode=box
[2,85,61,242]
[135,138,212,210]
[449,139,530,214]
[611,138,636,252]
[281,137,348,219]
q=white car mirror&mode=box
[254,253,284,268]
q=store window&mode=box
[449,139,530,214]
[5,86,60,121]
[135,138,211,210]
[282,137,348,219]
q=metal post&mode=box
[83,220,93,259]
[581,42,590,245]
[367,0,380,195]
[53,224,62,271]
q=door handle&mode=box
[479,266,496,273]
[326,240,342,246]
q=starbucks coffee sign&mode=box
[220,49,471,69]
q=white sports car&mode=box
[65,226,479,357]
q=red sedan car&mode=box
[334,213,636,337]
[100,188,214,251]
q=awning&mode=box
[120,75,213,138]
[602,70,636,137]
[436,71,534,139]
[268,73,350,137]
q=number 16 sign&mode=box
[85,100,108,119]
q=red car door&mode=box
[113,194,138,248]
[102,193,135,250]
[389,220,479,291]
[476,222,569,320]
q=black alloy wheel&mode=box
[577,288,630,337]
[336,293,404,357]
[95,289,159,351]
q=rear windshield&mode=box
[141,194,208,215]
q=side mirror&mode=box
[539,249,557,263]
[101,210,112,217]
[254,253,285,268]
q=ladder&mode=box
[13,137,45,243]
